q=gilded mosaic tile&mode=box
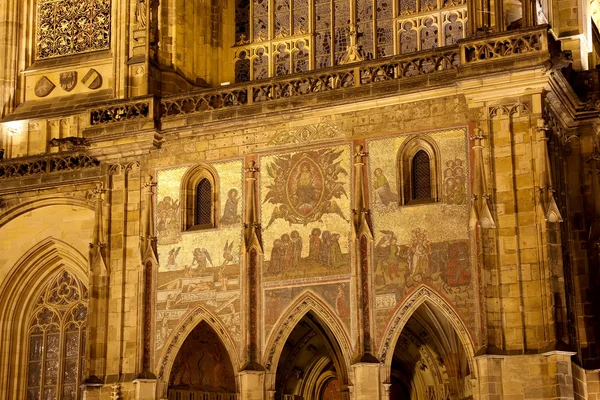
[366,128,477,343]
[154,160,244,353]
[259,145,353,284]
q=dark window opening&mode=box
[412,150,431,200]
[196,178,213,226]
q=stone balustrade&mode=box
[83,26,550,126]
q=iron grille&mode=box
[196,179,213,225]
[412,150,431,200]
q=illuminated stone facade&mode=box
[0,0,599,399]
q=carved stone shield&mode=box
[34,76,55,97]
[60,71,78,92]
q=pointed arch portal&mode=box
[380,286,477,400]
[167,321,237,399]
[272,312,349,400]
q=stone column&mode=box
[240,159,265,400]
[350,144,381,400]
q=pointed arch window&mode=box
[182,165,219,231]
[398,136,440,204]
[26,271,87,400]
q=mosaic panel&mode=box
[260,145,352,284]
[366,128,476,343]
[264,283,351,342]
[155,161,244,353]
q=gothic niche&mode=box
[168,321,236,396]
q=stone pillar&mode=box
[133,379,157,400]
[239,370,265,400]
[352,363,381,400]
[240,159,265,399]
[350,143,381,399]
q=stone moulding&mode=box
[0,154,100,180]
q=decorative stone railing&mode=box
[90,98,152,125]
[460,25,548,64]
[159,48,460,118]
[83,26,550,126]
[0,154,100,179]
[167,390,237,400]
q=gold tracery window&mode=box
[36,0,111,59]
[27,271,88,400]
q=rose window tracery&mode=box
[36,0,111,59]
[27,271,88,400]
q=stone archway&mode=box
[380,286,477,400]
[263,291,352,400]
[167,321,237,399]
[273,312,348,400]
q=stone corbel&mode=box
[471,129,496,229]
[536,120,563,223]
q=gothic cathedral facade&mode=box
[0,0,599,399]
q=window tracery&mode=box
[36,0,111,60]
[233,0,467,80]
[27,271,88,400]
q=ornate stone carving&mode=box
[90,102,150,124]
[82,68,103,90]
[60,71,78,92]
[0,154,100,180]
[463,30,543,63]
[36,0,111,59]
[48,137,90,151]
[267,123,342,146]
[35,76,56,97]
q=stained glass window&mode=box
[315,0,332,69]
[376,1,394,57]
[27,271,87,400]
[412,150,431,199]
[334,0,351,65]
[356,0,374,60]
[196,178,213,226]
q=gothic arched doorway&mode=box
[168,321,237,399]
[274,313,348,400]
[389,303,472,400]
